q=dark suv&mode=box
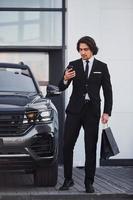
[0,62,60,186]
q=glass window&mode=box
[0,0,62,8]
[0,11,62,46]
[0,68,36,93]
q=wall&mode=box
[66,0,133,166]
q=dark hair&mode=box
[77,36,98,55]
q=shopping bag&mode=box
[100,127,120,159]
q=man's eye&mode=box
[79,48,89,51]
[84,48,89,51]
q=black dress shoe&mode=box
[59,179,74,190]
[85,183,95,193]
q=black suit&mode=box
[59,58,113,185]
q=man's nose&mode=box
[81,50,86,54]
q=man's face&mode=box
[79,43,93,60]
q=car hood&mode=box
[0,92,50,112]
[0,92,37,106]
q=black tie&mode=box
[85,60,89,79]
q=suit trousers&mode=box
[63,101,100,185]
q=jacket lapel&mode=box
[76,58,99,80]
[88,58,98,80]
[77,59,85,77]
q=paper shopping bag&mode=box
[100,127,120,159]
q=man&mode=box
[58,36,113,193]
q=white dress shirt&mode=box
[82,56,94,77]
[83,56,94,100]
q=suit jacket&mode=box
[58,58,113,116]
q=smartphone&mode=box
[66,65,76,79]
[66,65,74,71]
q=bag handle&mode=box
[102,123,108,129]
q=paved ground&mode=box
[0,166,132,200]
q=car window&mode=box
[0,68,37,92]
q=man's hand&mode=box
[101,113,109,124]
[64,68,76,81]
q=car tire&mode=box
[34,160,58,186]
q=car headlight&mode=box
[23,109,52,123]
[39,110,52,122]
[26,111,38,121]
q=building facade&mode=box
[0,0,133,166]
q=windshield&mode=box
[0,67,37,93]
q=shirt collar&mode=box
[82,56,94,64]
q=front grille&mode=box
[30,133,54,157]
[0,113,30,136]
[0,157,34,170]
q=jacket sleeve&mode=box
[58,64,72,91]
[102,64,113,116]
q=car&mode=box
[0,62,60,186]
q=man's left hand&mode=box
[101,113,109,124]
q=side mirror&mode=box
[46,84,61,97]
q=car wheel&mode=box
[34,160,58,186]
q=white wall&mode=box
[66,0,133,166]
